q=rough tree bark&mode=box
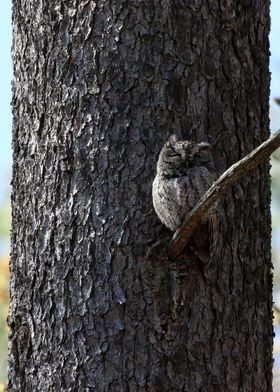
[9,1,272,391]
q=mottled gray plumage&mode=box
[152,135,218,251]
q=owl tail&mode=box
[208,213,219,258]
[190,212,219,262]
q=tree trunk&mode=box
[9,1,272,391]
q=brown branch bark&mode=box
[168,130,280,259]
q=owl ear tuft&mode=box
[166,134,179,147]
[168,134,179,143]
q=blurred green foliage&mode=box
[0,255,8,383]
[0,202,10,238]
[0,195,9,384]
[272,150,280,227]
[272,100,280,293]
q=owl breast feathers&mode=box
[152,135,218,233]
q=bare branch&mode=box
[168,130,280,259]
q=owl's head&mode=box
[157,135,213,177]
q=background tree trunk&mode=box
[9,1,272,391]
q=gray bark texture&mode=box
[9,1,272,391]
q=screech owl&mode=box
[152,135,218,252]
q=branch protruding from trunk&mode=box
[168,130,280,259]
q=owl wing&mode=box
[152,175,185,232]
